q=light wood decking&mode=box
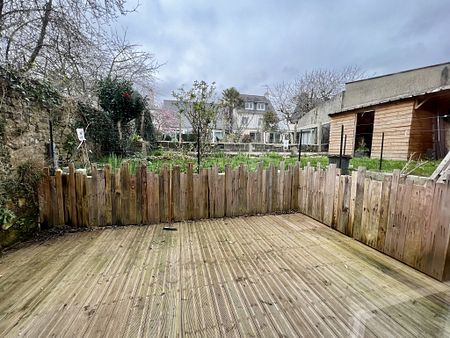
[1,214,449,337]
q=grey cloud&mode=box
[118,0,450,99]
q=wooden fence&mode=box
[38,162,450,281]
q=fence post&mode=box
[339,125,344,169]
[298,130,303,162]
[379,132,385,171]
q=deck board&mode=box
[1,213,449,337]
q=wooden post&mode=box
[379,132,385,171]
[339,124,344,169]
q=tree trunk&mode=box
[22,0,52,72]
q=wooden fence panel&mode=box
[39,162,450,281]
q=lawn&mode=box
[97,151,440,177]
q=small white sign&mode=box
[76,128,85,141]
[283,139,289,150]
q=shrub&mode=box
[0,160,44,243]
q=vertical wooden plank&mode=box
[256,163,263,214]
[278,161,285,212]
[84,175,92,227]
[331,168,340,229]
[154,173,161,223]
[323,164,336,227]
[97,169,106,226]
[384,169,400,255]
[135,164,142,225]
[359,178,371,244]
[208,167,216,218]
[62,174,69,225]
[348,170,358,233]
[271,164,277,213]
[187,163,194,220]
[113,169,121,225]
[129,174,137,225]
[367,180,382,248]
[55,169,65,225]
[393,178,413,261]
[201,168,209,219]
[317,166,325,222]
[146,172,154,223]
[140,165,148,224]
[283,165,291,212]
[291,163,299,211]
[172,166,181,222]
[104,165,113,226]
[75,170,84,227]
[439,179,450,280]
[215,173,225,218]
[337,175,351,236]
[298,167,304,214]
[193,174,200,220]
[224,165,232,217]
[90,166,99,227]
[120,162,130,225]
[416,179,436,271]
[68,164,77,226]
[402,183,424,266]
[238,165,246,216]
[376,175,392,251]
[351,167,366,241]
[179,173,187,220]
[427,181,450,279]
[158,166,166,222]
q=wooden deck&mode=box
[1,214,449,337]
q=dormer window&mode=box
[245,102,254,110]
[256,102,265,111]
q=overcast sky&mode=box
[117,0,450,100]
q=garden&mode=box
[97,150,440,177]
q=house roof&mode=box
[292,62,450,120]
[239,94,275,113]
[330,61,450,115]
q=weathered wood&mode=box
[113,169,121,225]
[104,165,113,226]
[224,165,232,217]
[68,164,77,226]
[323,164,336,227]
[140,165,148,224]
[37,162,450,281]
[376,175,392,251]
[351,167,366,241]
[172,166,181,222]
[187,164,194,220]
[97,169,106,226]
[55,169,65,226]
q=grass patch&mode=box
[95,151,438,177]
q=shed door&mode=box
[354,111,374,156]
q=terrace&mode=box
[1,214,449,337]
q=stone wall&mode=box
[0,80,76,179]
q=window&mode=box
[245,102,254,110]
[241,116,249,125]
[258,118,262,126]
[256,102,265,111]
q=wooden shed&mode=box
[328,62,450,160]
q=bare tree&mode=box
[0,0,159,97]
[266,81,297,133]
[294,65,365,114]
[172,80,218,168]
